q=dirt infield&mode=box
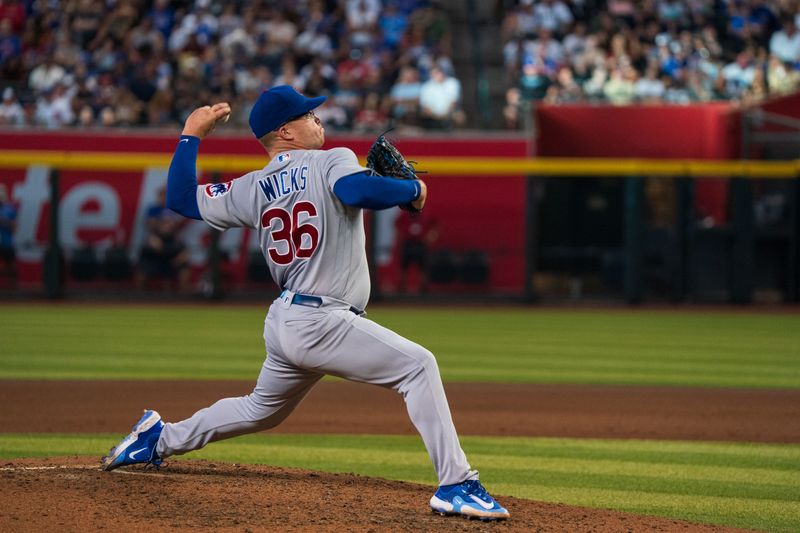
[2,380,795,531]
[2,380,799,442]
[1,459,752,533]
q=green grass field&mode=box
[1,305,798,387]
[1,304,799,531]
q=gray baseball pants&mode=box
[156,292,475,486]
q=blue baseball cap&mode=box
[249,85,327,139]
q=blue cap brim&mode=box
[249,86,328,139]
[304,95,327,111]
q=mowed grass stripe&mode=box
[484,465,798,501]
[489,483,800,533]
[9,346,789,377]
[3,363,796,388]
[450,342,798,364]
[438,369,799,388]
[463,437,800,469]
[7,347,788,376]
[1,305,798,387]
[0,433,797,532]
[468,455,799,488]
[430,333,796,351]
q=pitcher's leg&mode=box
[157,355,322,457]
[392,341,475,486]
[305,310,472,486]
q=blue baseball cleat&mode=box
[430,479,510,520]
[101,409,164,471]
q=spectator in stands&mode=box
[128,15,165,56]
[295,14,334,61]
[534,0,573,36]
[99,106,117,127]
[301,58,337,95]
[767,54,800,94]
[0,183,17,285]
[379,2,408,49]
[389,65,422,126]
[35,83,75,128]
[657,0,686,27]
[70,0,103,47]
[354,91,388,133]
[263,9,298,70]
[273,55,304,91]
[662,73,692,104]
[603,64,636,105]
[8,0,797,132]
[410,2,451,50]
[607,0,636,28]
[315,97,350,131]
[544,66,583,103]
[0,87,23,125]
[524,28,565,67]
[0,0,25,34]
[748,0,779,42]
[76,104,95,127]
[769,16,800,63]
[562,21,588,59]
[634,63,666,103]
[0,1,465,131]
[518,55,552,101]
[503,87,522,129]
[722,50,757,99]
[28,56,66,94]
[419,65,463,129]
[99,0,139,46]
[346,0,380,48]
[742,65,769,104]
[331,73,361,127]
[500,0,800,121]
[137,187,190,293]
[0,18,20,65]
[502,0,537,42]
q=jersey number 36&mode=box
[261,201,319,265]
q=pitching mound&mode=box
[1,458,746,532]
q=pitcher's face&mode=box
[285,111,325,149]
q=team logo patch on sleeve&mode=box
[205,181,233,198]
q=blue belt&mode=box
[281,290,363,315]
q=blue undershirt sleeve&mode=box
[166,135,202,220]
[333,171,421,210]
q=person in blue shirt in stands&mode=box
[0,183,17,285]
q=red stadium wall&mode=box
[0,131,530,293]
[535,103,741,224]
[760,91,800,121]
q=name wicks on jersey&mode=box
[258,165,310,202]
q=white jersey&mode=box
[197,147,370,309]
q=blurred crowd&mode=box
[0,0,464,132]
[502,0,800,127]
[1,1,799,133]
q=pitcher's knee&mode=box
[243,393,280,422]
[412,347,441,377]
[421,348,437,367]
[396,347,444,399]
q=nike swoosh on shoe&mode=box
[469,495,495,510]
[128,447,149,461]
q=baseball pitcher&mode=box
[100,85,509,521]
